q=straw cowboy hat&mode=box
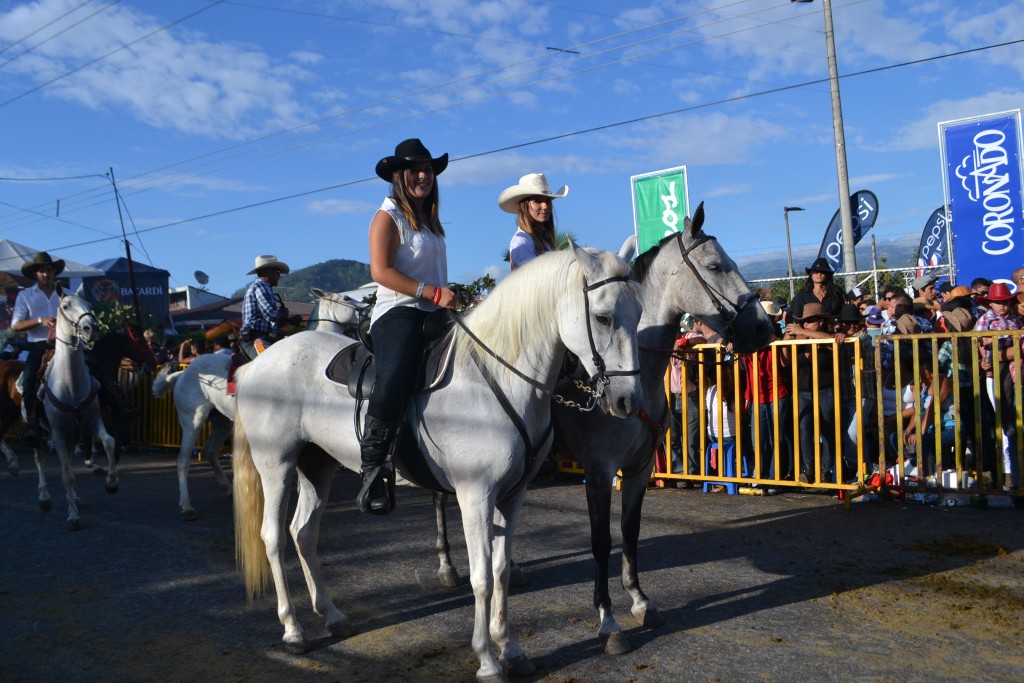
[498,173,569,214]
[246,255,290,275]
[895,313,921,335]
[21,251,65,278]
[375,138,448,181]
[948,285,972,300]
[760,300,782,317]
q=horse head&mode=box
[564,242,644,419]
[309,288,369,333]
[634,201,773,354]
[56,295,99,351]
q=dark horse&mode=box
[77,325,156,464]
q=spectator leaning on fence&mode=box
[743,300,794,482]
[789,257,846,323]
[669,320,706,482]
[973,283,1018,490]
[836,303,877,479]
[913,274,941,317]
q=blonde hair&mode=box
[516,199,555,259]
[389,168,444,236]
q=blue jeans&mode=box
[749,396,793,480]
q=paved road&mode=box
[1,448,1022,682]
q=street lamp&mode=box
[784,206,805,299]
[792,0,856,277]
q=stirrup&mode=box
[356,465,394,515]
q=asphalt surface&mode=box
[1,448,1023,682]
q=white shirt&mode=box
[370,197,447,330]
[705,384,736,440]
[11,284,59,343]
[509,227,553,270]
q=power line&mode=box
[41,36,1024,256]
[0,0,224,109]
[0,0,97,56]
[0,0,121,70]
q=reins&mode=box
[54,303,97,352]
[449,270,640,412]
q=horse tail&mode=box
[232,409,268,603]
[151,362,182,399]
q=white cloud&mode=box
[882,90,1024,152]
[306,198,376,215]
[444,152,588,187]
[0,1,312,139]
[703,183,751,198]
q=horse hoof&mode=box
[508,566,530,588]
[68,519,82,532]
[39,499,53,512]
[105,483,119,494]
[437,567,460,589]
[477,673,510,683]
[282,638,309,655]
[634,605,665,629]
[501,654,535,678]
[601,631,632,655]
[327,618,357,639]
[182,510,199,522]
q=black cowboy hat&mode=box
[837,303,862,323]
[21,251,65,278]
[375,138,448,181]
[804,257,834,275]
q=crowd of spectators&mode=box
[667,259,1023,494]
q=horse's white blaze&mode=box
[232,247,643,679]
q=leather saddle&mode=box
[325,309,458,400]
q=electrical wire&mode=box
[0,0,121,70]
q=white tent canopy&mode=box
[0,239,105,279]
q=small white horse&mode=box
[152,289,368,521]
[152,354,235,521]
[233,245,644,682]
[35,295,119,531]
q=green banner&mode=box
[632,167,689,256]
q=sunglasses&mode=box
[884,295,895,300]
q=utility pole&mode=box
[109,167,144,332]
[794,0,856,278]
[784,206,805,299]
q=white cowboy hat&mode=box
[246,255,290,275]
[498,173,569,214]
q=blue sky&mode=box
[0,0,1021,297]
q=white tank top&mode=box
[370,197,447,330]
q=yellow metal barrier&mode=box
[117,365,216,454]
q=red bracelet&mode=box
[432,286,442,305]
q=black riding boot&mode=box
[356,416,397,514]
[21,401,40,447]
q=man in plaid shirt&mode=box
[239,255,290,360]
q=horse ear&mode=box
[311,287,326,299]
[568,239,602,280]
[618,235,637,261]
[683,201,705,237]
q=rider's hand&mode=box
[436,287,457,309]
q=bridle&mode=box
[55,301,97,352]
[674,230,759,343]
[452,270,641,412]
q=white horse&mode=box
[35,295,119,531]
[233,245,644,682]
[152,289,369,521]
[433,202,776,654]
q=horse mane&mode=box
[454,248,629,381]
[631,231,680,285]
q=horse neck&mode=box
[635,264,688,386]
[49,340,92,396]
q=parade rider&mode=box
[10,252,63,446]
[498,172,568,270]
[357,138,456,515]
[238,255,290,360]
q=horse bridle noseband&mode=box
[55,304,97,352]
[452,271,641,412]
[674,231,758,343]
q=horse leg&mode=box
[584,467,630,655]
[620,468,664,628]
[2,438,18,476]
[203,414,233,493]
[32,444,52,512]
[96,420,119,495]
[50,427,82,531]
[456,490,504,682]
[259,466,308,653]
[175,433,198,520]
[490,493,534,678]
[433,491,460,588]
[291,451,354,639]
